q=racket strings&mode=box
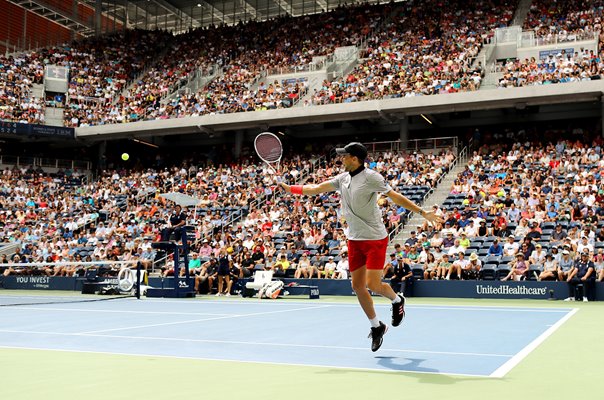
[255,135,282,163]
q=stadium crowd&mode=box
[0,1,521,125]
[496,49,604,88]
[524,0,604,40]
[1,132,603,299]
[0,144,456,294]
[0,53,45,124]
[156,3,392,119]
[0,154,317,282]
[384,134,603,300]
[309,0,515,103]
[497,0,604,88]
[6,1,604,126]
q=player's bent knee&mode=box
[366,281,383,293]
[351,281,368,293]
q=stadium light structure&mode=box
[132,138,159,149]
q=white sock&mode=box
[369,317,380,328]
[392,295,402,304]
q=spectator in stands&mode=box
[526,222,542,240]
[423,252,438,280]
[529,244,547,266]
[511,217,527,236]
[405,231,419,247]
[558,249,575,281]
[194,258,213,294]
[477,220,490,237]
[565,251,595,302]
[435,253,451,280]
[272,254,291,278]
[448,239,465,256]
[487,239,504,256]
[442,231,455,249]
[538,253,559,281]
[446,252,467,280]
[503,235,519,256]
[238,252,256,278]
[383,253,399,278]
[596,251,604,282]
[387,257,412,296]
[492,212,509,237]
[520,239,535,259]
[187,251,202,274]
[501,253,531,281]
[507,203,521,224]
[463,253,482,280]
[459,233,471,250]
[577,236,594,254]
[321,255,337,279]
[334,253,349,279]
[551,224,567,245]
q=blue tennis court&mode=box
[0,297,576,377]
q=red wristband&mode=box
[291,185,304,195]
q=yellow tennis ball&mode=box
[121,153,129,161]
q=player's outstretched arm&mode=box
[385,189,444,225]
[279,181,335,196]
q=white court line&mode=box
[78,304,332,334]
[0,329,513,358]
[0,344,492,378]
[408,306,570,313]
[140,298,573,312]
[0,295,571,315]
[1,307,233,316]
[489,308,579,378]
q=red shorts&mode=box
[347,237,389,273]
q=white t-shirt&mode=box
[336,259,349,279]
[504,242,519,256]
[328,168,392,240]
[324,261,337,273]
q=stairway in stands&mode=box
[474,0,533,91]
[389,151,470,249]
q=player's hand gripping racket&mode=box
[254,132,283,182]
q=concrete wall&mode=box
[75,80,604,139]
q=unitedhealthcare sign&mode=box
[414,280,570,299]
[476,284,548,296]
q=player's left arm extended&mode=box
[279,181,336,196]
[385,189,443,225]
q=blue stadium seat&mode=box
[481,263,498,280]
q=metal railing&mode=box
[364,136,459,154]
[264,61,327,76]
[518,30,599,48]
[384,142,465,241]
[0,155,92,171]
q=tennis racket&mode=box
[254,132,283,180]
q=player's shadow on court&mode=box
[375,357,485,384]
[318,357,485,385]
[376,356,437,373]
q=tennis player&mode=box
[279,142,443,351]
